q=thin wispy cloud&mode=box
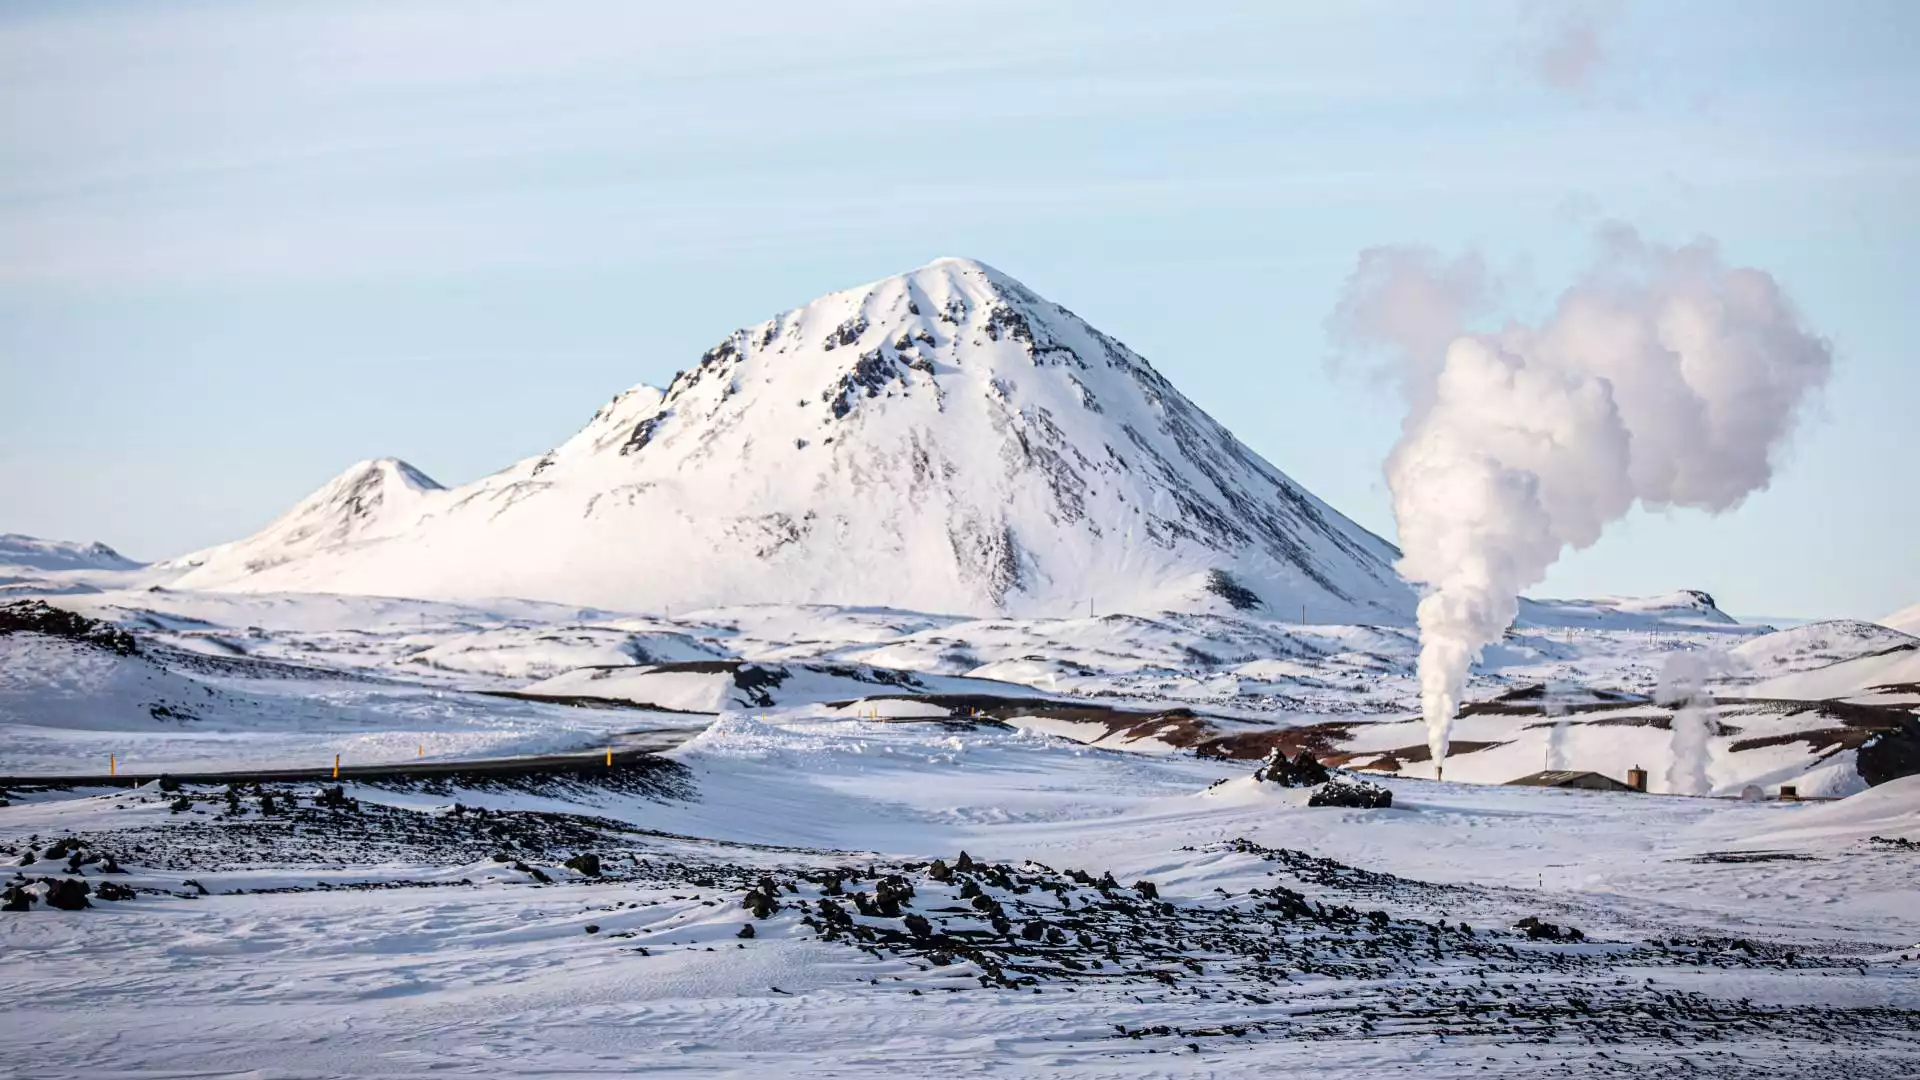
[1515,1,1623,99]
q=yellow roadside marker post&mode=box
[333,754,340,779]
[606,746,613,767]
[110,754,117,778]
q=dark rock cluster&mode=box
[1516,915,1587,942]
[1203,569,1262,611]
[1307,777,1394,809]
[725,840,1920,1052]
[1253,748,1330,787]
[1251,750,1391,807]
[41,877,90,910]
[0,599,137,654]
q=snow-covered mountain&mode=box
[169,258,1414,620]
[1517,590,1745,631]
[0,533,154,596]
[162,458,443,581]
[0,533,141,573]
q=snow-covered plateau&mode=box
[3,260,1917,1077]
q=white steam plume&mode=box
[1657,649,1726,796]
[1543,679,1574,771]
[1332,226,1831,776]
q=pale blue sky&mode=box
[2,1,1914,619]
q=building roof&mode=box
[1506,770,1641,792]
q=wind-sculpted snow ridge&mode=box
[169,259,1413,621]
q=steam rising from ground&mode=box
[1543,679,1574,771]
[1333,226,1831,775]
[1657,650,1729,795]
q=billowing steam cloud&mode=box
[1333,226,1832,776]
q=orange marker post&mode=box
[605,746,613,767]
[332,753,340,779]
[110,754,117,778]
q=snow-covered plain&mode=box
[3,574,1919,1077]
[2,579,1911,792]
[2,704,1917,1078]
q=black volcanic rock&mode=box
[1254,749,1331,788]
[1308,777,1393,809]
[0,600,137,655]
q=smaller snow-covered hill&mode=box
[0,534,141,572]
[0,533,156,596]
[1517,590,1751,632]
[158,458,444,581]
[1727,619,1918,683]
[1722,620,1920,704]
[1746,644,1920,704]
[1880,602,1920,636]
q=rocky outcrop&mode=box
[1308,777,1394,809]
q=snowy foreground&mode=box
[2,728,1918,1078]
[3,581,1919,1077]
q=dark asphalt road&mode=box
[0,725,703,789]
